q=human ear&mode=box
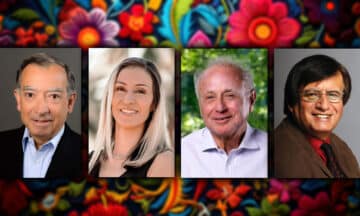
[67,92,77,114]
[249,89,256,112]
[14,89,21,112]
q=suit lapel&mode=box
[15,127,25,177]
[285,119,332,177]
[45,125,70,178]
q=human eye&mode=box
[47,93,62,103]
[224,92,235,99]
[303,90,320,101]
[327,91,342,102]
[115,86,126,92]
[135,88,146,94]
[327,91,341,97]
[24,92,34,98]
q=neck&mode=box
[212,129,246,154]
[113,124,144,157]
[34,138,47,150]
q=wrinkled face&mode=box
[198,65,255,139]
[14,64,76,146]
[111,66,154,130]
[290,72,345,140]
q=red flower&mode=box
[15,27,49,47]
[118,4,155,41]
[206,180,251,209]
[83,203,128,216]
[227,0,300,48]
[291,192,346,216]
[58,0,82,22]
[0,180,32,216]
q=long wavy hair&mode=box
[89,57,171,172]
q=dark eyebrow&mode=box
[115,81,150,88]
[223,89,234,93]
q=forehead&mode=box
[116,66,153,86]
[19,63,68,88]
[302,72,344,90]
[199,65,243,91]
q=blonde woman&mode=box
[89,57,174,177]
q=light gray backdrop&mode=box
[274,49,360,164]
[0,48,81,134]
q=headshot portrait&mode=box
[181,48,268,178]
[0,48,82,178]
[88,48,175,177]
[274,49,360,178]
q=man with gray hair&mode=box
[0,52,82,178]
[181,57,267,178]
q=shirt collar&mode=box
[200,123,259,152]
[307,135,331,148]
[22,125,65,151]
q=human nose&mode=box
[35,95,50,114]
[123,91,135,104]
[315,93,330,110]
[215,97,227,113]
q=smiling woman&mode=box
[89,56,174,177]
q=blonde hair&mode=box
[89,57,171,172]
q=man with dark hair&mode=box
[0,52,82,178]
[274,54,360,178]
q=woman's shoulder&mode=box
[147,150,174,177]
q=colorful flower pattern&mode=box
[0,0,359,215]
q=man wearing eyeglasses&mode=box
[274,54,360,178]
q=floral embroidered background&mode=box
[0,0,360,215]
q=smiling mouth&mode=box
[120,108,138,114]
[313,114,332,120]
[32,119,52,125]
[213,116,232,122]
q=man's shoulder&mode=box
[181,128,208,144]
[62,124,81,145]
[0,126,24,142]
[249,126,267,142]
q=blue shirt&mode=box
[22,126,64,178]
[181,123,268,178]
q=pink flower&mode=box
[226,0,300,48]
[58,8,119,49]
[188,30,212,47]
[269,180,301,203]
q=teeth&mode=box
[121,109,137,114]
[314,114,330,119]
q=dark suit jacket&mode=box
[0,124,82,178]
[274,118,360,178]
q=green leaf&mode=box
[56,199,70,211]
[11,8,40,22]
[300,14,309,23]
[277,204,291,215]
[246,207,264,216]
[29,200,39,214]
[174,0,194,28]
[159,40,178,48]
[261,198,272,214]
[68,180,86,197]
[295,33,316,46]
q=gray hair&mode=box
[16,52,76,94]
[194,57,254,99]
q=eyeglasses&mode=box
[300,89,344,103]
